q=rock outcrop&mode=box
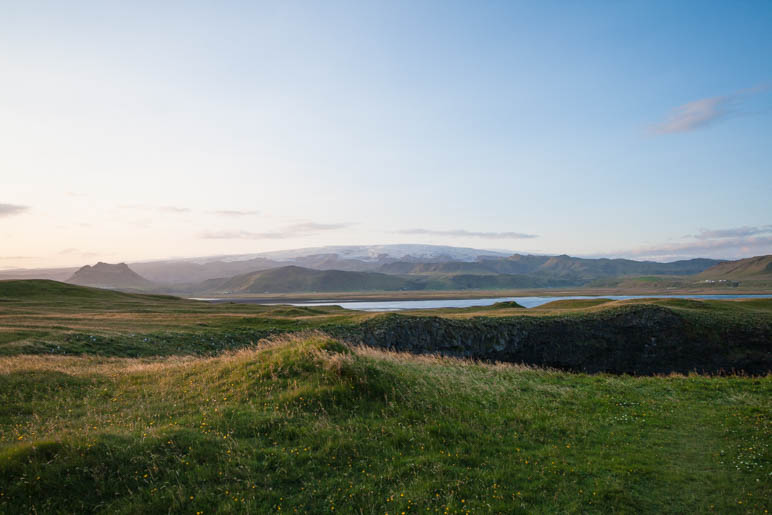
[331,305,771,375]
[67,262,155,290]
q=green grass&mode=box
[0,280,365,356]
[1,281,770,512]
[2,280,771,363]
[0,334,769,513]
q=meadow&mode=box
[0,280,770,513]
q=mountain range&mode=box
[3,244,770,294]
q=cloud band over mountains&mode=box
[200,222,351,240]
[396,228,538,239]
[611,224,772,261]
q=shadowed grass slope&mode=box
[0,334,769,513]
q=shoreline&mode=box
[189,287,772,304]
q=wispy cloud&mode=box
[200,230,292,240]
[58,248,100,258]
[396,228,538,239]
[693,225,772,239]
[652,95,731,133]
[200,222,350,240]
[288,222,350,232]
[652,83,770,134]
[158,205,191,214]
[119,204,191,214]
[122,205,260,216]
[210,209,260,217]
[608,224,772,261]
[0,203,29,218]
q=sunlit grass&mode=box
[1,333,769,513]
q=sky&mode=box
[1,0,771,269]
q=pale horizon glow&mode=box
[1,1,771,269]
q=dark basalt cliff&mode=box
[331,305,771,375]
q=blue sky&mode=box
[1,1,771,267]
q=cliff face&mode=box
[332,305,771,375]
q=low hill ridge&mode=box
[698,255,772,279]
[199,265,569,293]
[203,265,412,293]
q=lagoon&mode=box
[201,294,772,311]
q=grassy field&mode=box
[2,279,771,359]
[0,334,769,513]
[0,280,770,512]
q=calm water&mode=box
[199,294,772,311]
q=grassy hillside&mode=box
[2,279,771,375]
[584,256,772,291]
[0,280,360,356]
[379,256,722,284]
[0,334,769,513]
[0,280,770,511]
[205,266,416,293]
[699,255,772,279]
[197,266,565,294]
[416,273,562,290]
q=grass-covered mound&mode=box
[0,334,769,513]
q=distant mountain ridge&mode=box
[130,248,724,285]
[127,245,514,284]
[243,244,513,262]
[201,266,412,294]
[198,265,564,294]
[0,245,749,294]
[67,262,154,290]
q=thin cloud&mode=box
[608,225,772,261]
[0,203,29,218]
[694,225,772,239]
[653,96,731,133]
[119,204,191,213]
[652,83,770,134]
[158,205,191,214]
[396,228,538,239]
[58,248,100,258]
[288,222,350,232]
[621,236,772,261]
[211,209,260,217]
[200,230,292,240]
[200,221,350,240]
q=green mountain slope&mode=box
[199,266,572,293]
[698,255,772,279]
[379,255,722,282]
[205,265,416,293]
[0,279,185,311]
